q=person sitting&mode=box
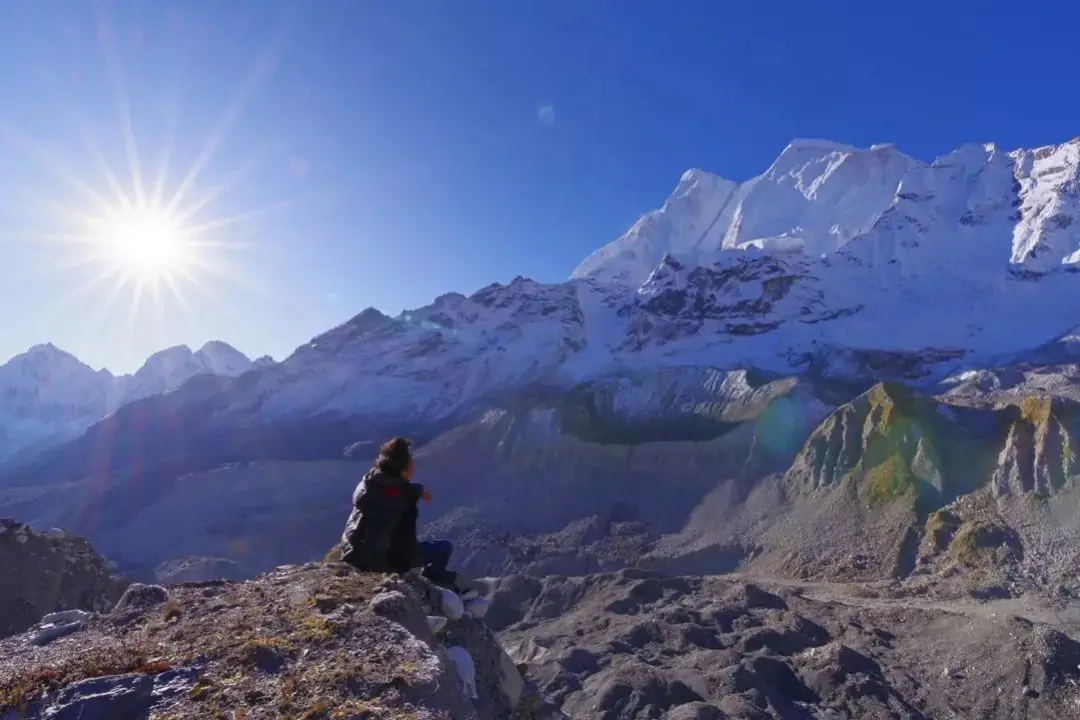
[339,436,464,590]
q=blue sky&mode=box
[0,0,1076,372]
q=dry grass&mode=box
[0,564,447,719]
[947,521,1022,568]
[0,640,172,713]
[162,599,184,622]
[861,454,916,505]
[1018,396,1054,426]
[924,510,961,553]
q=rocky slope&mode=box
[0,519,127,638]
[0,370,830,580]
[4,373,1080,598]
[492,569,1080,719]
[0,563,556,719]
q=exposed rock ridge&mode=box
[0,519,127,639]
[0,561,561,719]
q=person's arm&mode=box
[405,482,427,503]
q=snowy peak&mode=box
[0,340,267,461]
[573,139,916,286]
[0,344,121,461]
[1010,139,1080,271]
[571,169,739,286]
[123,342,258,402]
[3,343,109,380]
[721,139,916,255]
[253,277,590,422]
[577,136,1080,289]
[0,343,117,407]
[194,341,256,376]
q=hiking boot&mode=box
[454,576,483,601]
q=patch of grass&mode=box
[323,544,344,563]
[924,510,961,553]
[238,636,294,671]
[309,574,370,609]
[860,454,916,504]
[1018,397,1053,426]
[0,640,168,713]
[292,611,334,644]
[162,599,184,622]
[947,521,1022,568]
[188,676,217,702]
[867,384,898,429]
[278,673,299,714]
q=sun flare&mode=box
[9,8,301,345]
[97,207,188,277]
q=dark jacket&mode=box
[340,468,425,573]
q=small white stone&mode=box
[30,621,84,646]
[41,609,93,626]
[464,597,490,620]
[447,645,478,699]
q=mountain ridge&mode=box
[0,341,275,462]
[3,134,1079,461]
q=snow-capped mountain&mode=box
[0,341,272,461]
[122,341,263,403]
[220,136,1079,427]
[573,139,917,286]
[6,135,1080,463]
[0,344,123,461]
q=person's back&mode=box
[340,437,423,573]
[339,436,474,596]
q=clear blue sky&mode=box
[0,0,1076,373]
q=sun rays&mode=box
[4,7,300,348]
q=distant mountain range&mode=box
[0,341,274,461]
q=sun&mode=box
[99,207,188,277]
[10,7,303,339]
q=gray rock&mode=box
[0,520,127,637]
[370,590,431,640]
[112,584,170,615]
[40,610,93,626]
[42,674,153,720]
[12,668,202,720]
[665,702,729,720]
[30,620,85,646]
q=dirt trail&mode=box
[728,572,1080,631]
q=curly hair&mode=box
[375,436,413,475]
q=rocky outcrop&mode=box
[0,519,127,639]
[0,562,559,719]
[787,383,957,505]
[992,397,1079,496]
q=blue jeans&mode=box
[420,539,456,587]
